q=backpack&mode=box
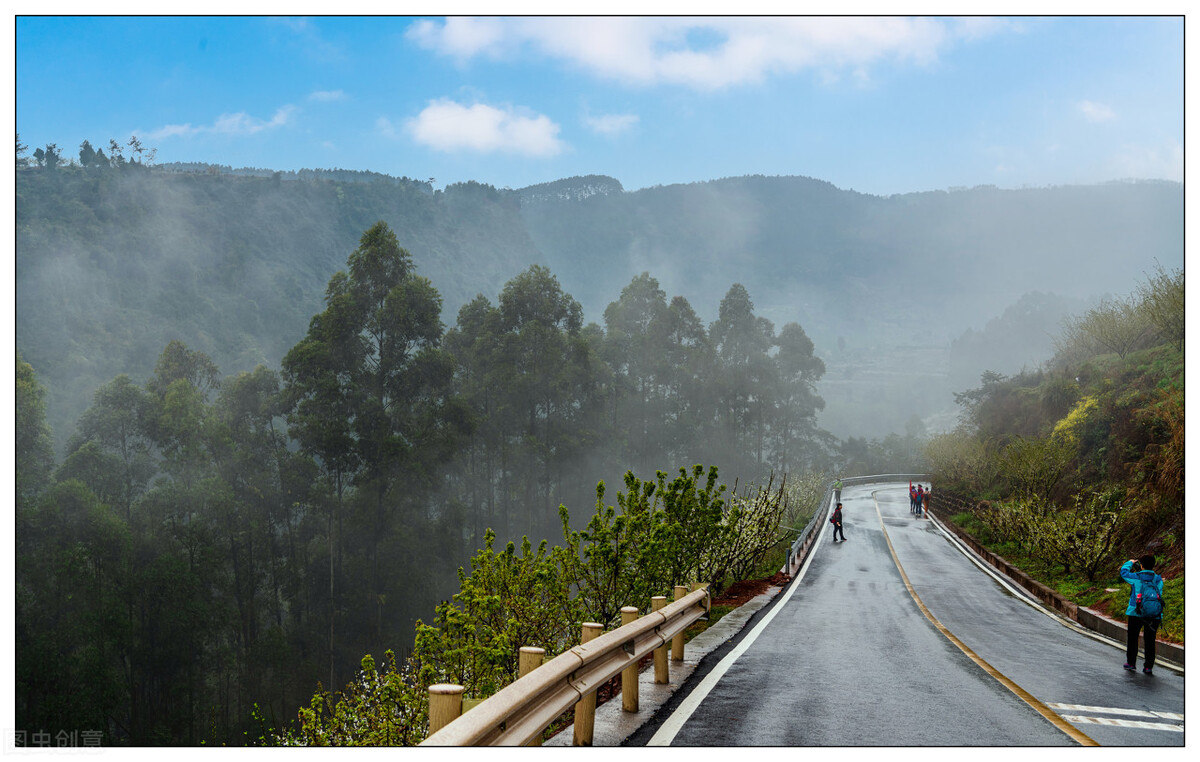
[1135,574,1164,621]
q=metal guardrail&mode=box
[420,587,711,746]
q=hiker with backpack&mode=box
[1120,555,1164,674]
[830,502,846,542]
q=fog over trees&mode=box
[14,150,1182,744]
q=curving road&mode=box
[640,482,1184,746]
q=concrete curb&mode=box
[544,584,786,746]
[929,508,1184,670]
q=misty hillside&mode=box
[520,175,1182,348]
[16,165,1182,447]
[16,169,546,446]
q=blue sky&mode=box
[12,14,1185,195]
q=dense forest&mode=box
[14,145,1184,746]
[15,215,834,744]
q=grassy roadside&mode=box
[947,512,1184,645]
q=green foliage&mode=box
[559,475,671,627]
[702,474,792,587]
[1059,294,1155,360]
[1051,394,1098,447]
[16,352,56,505]
[412,530,579,697]
[975,489,1124,580]
[923,431,1000,497]
[995,435,1074,499]
[274,652,428,746]
[281,462,797,745]
[1135,262,1184,351]
[1036,490,1124,580]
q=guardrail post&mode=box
[651,596,670,684]
[672,585,687,661]
[518,647,546,745]
[690,581,711,613]
[573,622,604,746]
[621,606,640,712]
[427,683,464,737]
[518,646,545,677]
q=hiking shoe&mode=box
[1124,663,1136,671]
[1143,667,1153,675]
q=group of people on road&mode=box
[908,481,929,516]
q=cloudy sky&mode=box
[12,13,1185,195]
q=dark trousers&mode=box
[1126,615,1157,669]
[832,522,845,541]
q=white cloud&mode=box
[148,105,296,140]
[308,89,347,102]
[583,112,639,136]
[1110,141,1183,182]
[404,99,564,157]
[1078,100,1116,123]
[406,17,1002,91]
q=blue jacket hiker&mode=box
[1120,555,1164,674]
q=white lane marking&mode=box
[1048,703,1184,721]
[647,497,833,746]
[1059,715,1183,733]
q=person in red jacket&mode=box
[830,502,846,542]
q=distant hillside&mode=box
[16,168,545,447]
[521,175,1183,348]
[16,165,1182,448]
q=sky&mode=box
[10,12,1186,196]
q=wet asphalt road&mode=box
[647,483,1184,746]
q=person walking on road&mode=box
[921,484,931,517]
[830,502,846,542]
[909,481,917,512]
[1120,554,1165,674]
[914,484,925,516]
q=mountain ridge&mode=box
[16,165,1182,447]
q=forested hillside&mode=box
[17,167,545,447]
[17,164,1182,448]
[926,264,1184,642]
[519,175,1182,345]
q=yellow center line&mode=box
[872,491,1099,747]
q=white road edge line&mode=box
[1047,703,1185,721]
[1059,715,1183,733]
[646,499,832,746]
